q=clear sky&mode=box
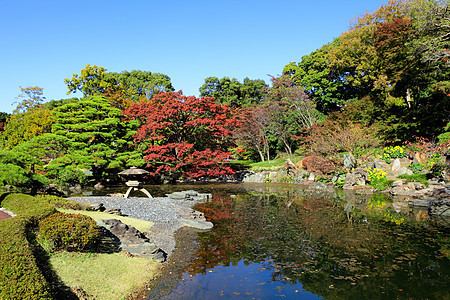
[0,0,386,114]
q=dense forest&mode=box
[0,0,448,192]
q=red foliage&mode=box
[123,91,239,180]
[373,18,414,80]
[195,196,235,222]
[301,155,337,174]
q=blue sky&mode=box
[0,0,386,114]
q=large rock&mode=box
[242,171,269,183]
[374,159,389,171]
[343,168,369,189]
[343,154,357,170]
[179,218,214,230]
[396,166,414,176]
[97,219,166,262]
[166,190,212,201]
[392,158,401,172]
[178,207,206,221]
[429,199,450,217]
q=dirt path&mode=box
[0,210,13,221]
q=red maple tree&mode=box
[123,91,239,181]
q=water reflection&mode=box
[139,183,449,299]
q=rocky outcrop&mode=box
[177,206,214,230]
[343,154,357,170]
[408,184,450,217]
[343,168,369,189]
[166,190,212,202]
[97,219,166,262]
[242,171,270,183]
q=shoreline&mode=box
[68,195,210,257]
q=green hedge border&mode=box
[0,193,56,300]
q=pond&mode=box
[89,183,450,299]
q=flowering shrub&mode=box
[367,168,387,182]
[366,168,392,190]
[382,146,408,163]
[277,174,296,183]
[427,154,446,177]
[404,137,448,178]
[332,171,347,187]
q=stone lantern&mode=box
[118,167,152,198]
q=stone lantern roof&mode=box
[118,166,149,176]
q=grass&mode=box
[57,208,154,232]
[397,173,429,187]
[50,251,160,300]
[249,158,286,172]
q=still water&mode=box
[93,183,450,299]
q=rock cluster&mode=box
[96,219,166,262]
[343,168,369,189]
[408,184,450,217]
[69,191,214,258]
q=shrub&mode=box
[38,212,100,252]
[276,174,296,183]
[408,163,424,174]
[34,194,91,210]
[0,218,53,300]
[305,121,381,157]
[301,155,337,174]
[2,193,56,225]
[438,131,450,144]
[437,122,450,144]
[0,150,50,193]
[0,194,56,299]
[381,146,407,163]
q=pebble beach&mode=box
[68,196,203,256]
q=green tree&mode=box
[13,133,72,166]
[1,87,52,149]
[65,65,175,108]
[106,70,174,100]
[0,150,49,192]
[64,64,109,96]
[199,76,268,107]
[283,42,348,113]
[51,96,131,183]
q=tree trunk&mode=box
[406,89,412,108]
[256,145,265,162]
[283,139,292,155]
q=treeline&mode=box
[0,0,448,192]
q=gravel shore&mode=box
[68,196,202,256]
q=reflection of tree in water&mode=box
[192,190,450,299]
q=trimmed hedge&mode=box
[1,193,56,225]
[0,194,56,299]
[34,194,91,210]
[38,212,100,252]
